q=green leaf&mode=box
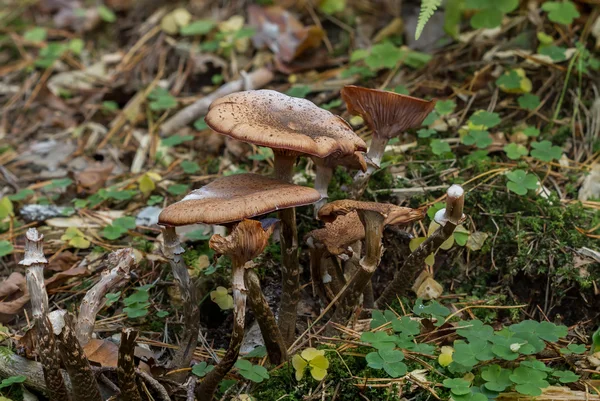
[471,8,503,29]
[482,365,513,392]
[23,27,47,42]
[180,19,215,36]
[469,111,501,128]
[361,331,397,350]
[97,5,116,22]
[7,188,34,201]
[318,0,346,14]
[539,45,567,62]
[193,118,208,131]
[245,346,267,358]
[560,343,586,355]
[443,378,471,395]
[0,197,13,219]
[123,306,148,318]
[453,340,494,368]
[105,292,121,307]
[530,140,562,162]
[147,195,164,206]
[113,216,136,230]
[286,85,311,98]
[156,310,169,318]
[504,143,528,160]
[167,184,190,196]
[413,299,450,317]
[365,41,404,70]
[518,93,541,110]
[430,139,451,155]
[423,110,439,126]
[366,349,407,378]
[462,130,492,148]
[181,160,200,174]
[506,170,538,195]
[162,135,194,147]
[102,100,119,112]
[148,87,177,111]
[69,38,84,55]
[0,375,26,389]
[552,370,579,383]
[102,224,128,240]
[44,178,73,190]
[191,361,214,377]
[415,0,442,40]
[0,241,13,257]
[523,126,540,137]
[235,359,270,383]
[435,99,456,116]
[456,320,495,342]
[509,366,549,396]
[391,317,420,336]
[541,1,580,25]
[370,310,397,329]
[496,70,522,90]
[418,128,436,138]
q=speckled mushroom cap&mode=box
[205,89,367,158]
[306,211,365,255]
[158,173,322,226]
[341,85,436,139]
[318,199,426,226]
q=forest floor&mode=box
[0,0,599,400]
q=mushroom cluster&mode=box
[157,86,465,398]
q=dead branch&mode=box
[160,67,274,135]
[77,248,136,346]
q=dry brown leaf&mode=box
[47,251,79,272]
[84,338,119,367]
[74,162,114,194]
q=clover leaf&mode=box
[541,1,580,25]
[509,366,549,396]
[560,343,586,355]
[235,359,269,383]
[504,143,529,160]
[366,349,407,378]
[148,87,177,111]
[469,110,501,128]
[418,128,437,138]
[443,378,471,396]
[496,70,522,91]
[530,141,562,162]
[453,340,494,368]
[292,348,329,381]
[210,286,233,310]
[510,320,568,342]
[481,365,513,392]
[192,361,214,377]
[0,241,14,257]
[456,320,495,342]
[435,99,456,116]
[430,139,451,155]
[61,227,91,248]
[506,170,538,195]
[391,317,420,336]
[540,45,568,62]
[518,93,541,110]
[462,130,492,148]
[0,375,26,389]
[361,331,397,350]
[552,370,579,383]
[523,126,540,137]
[370,310,397,329]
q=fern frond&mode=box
[415,0,442,40]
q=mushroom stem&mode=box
[162,226,200,380]
[313,165,333,218]
[196,260,247,400]
[351,135,388,199]
[326,211,385,334]
[118,328,142,401]
[273,152,302,346]
[244,269,287,365]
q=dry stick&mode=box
[244,269,288,365]
[49,311,102,401]
[376,222,457,309]
[20,228,70,401]
[196,261,247,400]
[161,68,274,135]
[325,212,385,335]
[77,248,135,346]
[162,226,200,381]
[118,328,143,401]
[0,353,70,394]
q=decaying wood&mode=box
[118,328,142,401]
[0,352,70,394]
[161,67,274,135]
[162,226,200,381]
[20,228,70,401]
[49,311,102,401]
[77,248,136,346]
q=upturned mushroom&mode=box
[205,89,366,344]
[340,85,436,199]
[376,184,466,308]
[158,173,321,400]
[315,201,426,332]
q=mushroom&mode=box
[158,173,321,399]
[205,89,366,344]
[340,85,436,199]
[315,201,426,331]
[375,184,466,308]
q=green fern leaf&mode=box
[416,0,442,40]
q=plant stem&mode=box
[196,260,247,400]
[326,211,385,334]
[273,151,301,346]
[376,222,457,308]
[351,135,388,199]
[245,269,287,365]
[162,226,200,381]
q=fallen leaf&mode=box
[466,231,488,251]
[75,163,114,194]
[84,338,119,367]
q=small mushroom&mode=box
[205,89,366,344]
[340,85,436,198]
[315,200,426,331]
[376,184,465,308]
[158,174,321,398]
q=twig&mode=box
[161,68,274,135]
[77,248,136,346]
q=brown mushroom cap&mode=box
[158,173,322,226]
[318,199,426,226]
[306,211,365,255]
[205,90,367,158]
[312,151,368,172]
[341,85,436,139]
